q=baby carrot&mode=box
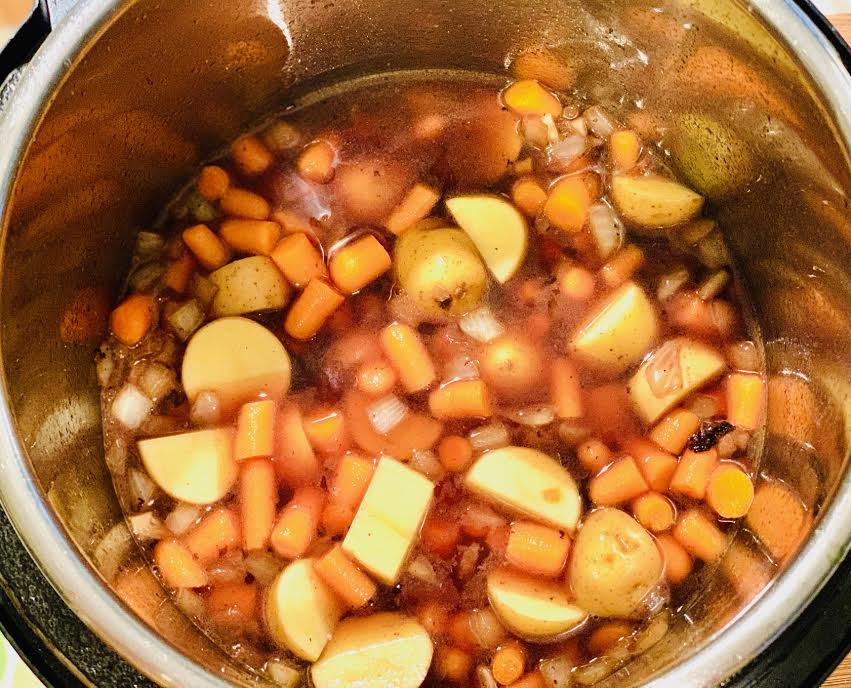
[270,486,326,559]
[511,176,547,218]
[182,507,241,565]
[673,509,727,562]
[234,400,275,461]
[508,671,546,688]
[655,533,693,585]
[329,234,392,294]
[239,458,277,551]
[587,621,633,656]
[544,176,590,233]
[297,140,336,184]
[438,435,474,472]
[416,601,450,636]
[503,80,562,118]
[274,404,321,487]
[622,437,679,492]
[576,438,612,474]
[588,455,649,506]
[726,372,765,430]
[314,544,377,609]
[505,521,570,578]
[649,408,700,455]
[356,358,398,397]
[231,135,273,176]
[154,539,208,588]
[322,453,375,536]
[164,252,196,294]
[284,278,345,340]
[492,640,527,685]
[182,223,231,270]
[379,322,436,393]
[436,646,474,683]
[421,515,462,559]
[197,165,230,201]
[385,183,441,235]
[110,293,156,346]
[550,358,584,419]
[303,407,350,455]
[206,582,259,631]
[557,263,596,301]
[670,447,718,500]
[270,233,326,288]
[429,380,492,419]
[219,219,281,256]
[600,244,644,289]
[219,187,271,220]
[609,130,641,171]
[631,492,676,532]
[706,464,754,519]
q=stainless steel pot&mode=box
[0,0,849,686]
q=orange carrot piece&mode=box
[600,244,645,289]
[197,165,230,201]
[219,187,271,220]
[609,130,641,171]
[234,400,276,461]
[706,464,754,519]
[303,407,350,455]
[511,177,547,218]
[436,646,474,683]
[492,640,527,685]
[429,380,492,419]
[631,492,676,532]
[550,358,584,419]
[385,183,441,235]
[182,507,241,565]
[587,621,633,656]
[588,455,649,506]
[164,253,196,294]
[417,601,450,636]
[421,515,462,559]
[219,219,281,256]
[507,670,545,688]
[274,404,322,487]
[544,176,590,233]
[154,539,208,588]
[329,234,392,294]
[270,486,326,559]
[673,509,727,562]
[110,293,156,346]
[231,135,273,176]
[297,140,337,184]
[379,322,437,393]
[557,263,596,301]
[438,435,474,472]
[206,582,259,631]
[314,544,377,609]
[60,286,110,343]
[270,233,326,288]
[505,521,570,578]
[622,437,679,492]
[356,358,398,397]
[322,453,375,536]
[577,438,612,474]
[656,533,693,585]
[284,278,345,340]
[726,373,765,430]
[670,447,718,500]
[503,80,562,118]
[649,408,700,455]
[182,223,231,270]
[585,384,639,444]
[239,458,277,551]
[745,480,807,561]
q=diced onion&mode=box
[93,522,133,582]
[104,438,128,475]
[127,467,157,506]
[539,654,574,688]
[267,660,303,688]
[522,116,550,148]
[129,262,165,293]
[462,502,507,534]
[727,340,759,372]
[189,274,219,309]
[504,405,556,427]
[96,353,115,388]
[128,511,169,541]
[138,362,176,402]
[367,395,409,435]
[168,299,205,341]
[546,135,588,172]
[477,666,499,688]
[469,422,510,452]
[191,390,222,426]
[588,202,625,260]
[460,307,505,343]
[558,421,591,447]
[687,393,721,419]
[134,231,165,260]
[111,384,153,430]
[631,611,670,655]
[541,113,560,143]
[583,105,617,138]
[262,120,301,153]
[186,192,218,223]
[572,656,622,685]
[696,230,731,269]
[645,341,683,399]
[697,270,730,301]
[165,503,202,535]
[407,554,439,585]
[208,550,246,585]
[456,542,481,581]
[657,267,690,302]
[174,587,205,619]
[245,551,285,586]
[469,608,507,649]
[444,354,480,383]
[410,449,445,482]
[388,292,426,327]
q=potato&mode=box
[611,175,704,230]
[487,567,587,641]
[265,559,344,661]
[209,256,291,317]
[311,613,432,688]
[446,195,528,284]
[465,446,582,533]
[335,159,412,224]
[182,316,291,413]
[137,428,238,504]
[571,281,658,375]
[394,227,488,317]
[479,334,544,400]
[568,508,663,618]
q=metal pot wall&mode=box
[0,0,850,685]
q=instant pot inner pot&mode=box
[1,0,849,685]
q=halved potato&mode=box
[209,255,291,317]
[265,559,344,662]
[465,446,581,533]
[628,337,726,423]
[446,195,529,283]
[487,567,587,641]
[182,316,291,414]
[571,281,658,375]
[612,175,704,230]
[311,613,433,688]
[138,428,238,504]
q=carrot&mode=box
[182,224,231,270]
[416,601,450,636]
[577,438,612,474]
[385,183,441,235]
[284,278,345,340]
[421,514,462,559]
[745,480,807,561]
[655,533,693,585]
[329,234,392,294]
[239,458,277,551]
[429,380,492,419]
[164,253,196,294]
[234,400,276,461]
[511,177,547,218]
[543,176,590,233]
[197,165,230,201]
[379,322,436,393]
[438,435,474,472]
[622,437,679,492]
[303,407,350,455]
[110,293,156,346]
[609,130,641,171]
[231,135,273,176]
[206,582,259,633]
[297,140,336,184]
[314,544,377,609]
[589,456,649,506]
[60,286,110,343]
[154,539,208,588]
[726,373,765,430]
[631,492,676,532]
[587,621,633,656]
[503,80,562,118]
[673,509,727,562]
[585,384,639,443]
[667,291,737,339]
[505,521,570,578]
[492,640,527,685]
[649,408,700,455]
[557,263,596,301]
[322,453,375,536]
[356,358,398,397]
[461,502,507,538]
[507,670,545,688]
[669,447,718,500]
[182,507,241,565]
[550,358,584,419]
[600,244,644,289]
[219,219,281,256]
[219,187,271,220]
[448,611,478,649]
[511,47,576,91]
[436,646,474,683]
[270,233,326,288]
[271,208,314,235]
[270,486,326,559]
[274,404,321,487]
[705,463,754,519]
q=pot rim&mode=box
[0,1,849,686]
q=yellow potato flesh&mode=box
[571,281,658,375]
[487,567,587,641]
[182,316,291,414]
[612,175,704,230]
[137,428,237,504]
[265,559,344,662]
[311,613,433,688]
[209,256,291,317]
[464,446,581,533]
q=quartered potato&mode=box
[182,316,291,413]
[571,281,658,375]
[612,175,704,230]
[446,195,529,284]
[138,428,238,504]
[209,255,291,317]
[465,446,582,533]
[628,337,727,423]
[487,567,587,641]
[265,559,345,661]
[312,613,432,688]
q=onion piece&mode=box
[105,439,128,475]
[539,654,574,688]
[127,467,157,506]
[267,661,302,688]
[584,105,617,138]
[504,405,556,426]
[469,422,510,451]
[477,666,499,688]
[407,554,439,585]
[696,230,731,269]
[168,299,205,341]
[460,307,505,343]
[134,231,166,260]
[186,192,219,223]
[128,511,170,541]
[138,362,176,402]
[111,384,153,430]
[697,270,730,300]
[727,340,759,372]
[469,608,507,649]
[189,274,219,309]
[96,352,115,388]
[588,202,625,260]
[367,394,409,435]
[444,354,480,383]
[129,262,165,293]
[541,113,560,143]
[546,135,588,172]
[93,522,133,582]
[174,587,205,619]
[262,120,301,153]
[557,421,591,447]
[632,610,670,655]
[208,550,246,585]
[388,291,427,327]
[190,390,222,426]
[245,551,285,586]
[657,267,690,302]
[165,503,202,535]
[522,116,550,148]
[645,341,683,399]
[410,449,445,482]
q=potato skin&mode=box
[479,335,544,400]
[568,508,663,618]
